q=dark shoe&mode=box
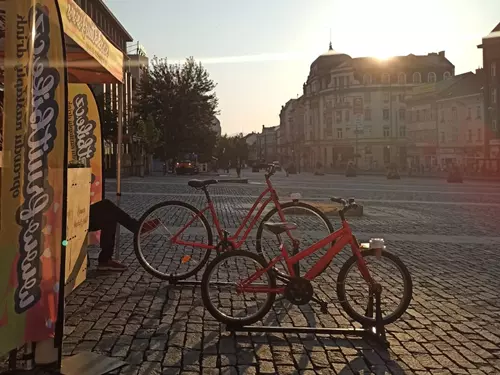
[140,219,161,235]
[97,259,127,271]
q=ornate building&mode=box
[280,44,455,171]
[478,22,500,164]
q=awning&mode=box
[0,0,125,84]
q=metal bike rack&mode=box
[225,287,389,348]
[167,280,234,287]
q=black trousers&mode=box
[88,199,139,262]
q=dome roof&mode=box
[309,43,351,78]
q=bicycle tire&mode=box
[256,201,335,278]
[201,250,276,326]
[134,200,213,281]
[337,249,413,326]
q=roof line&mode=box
[95,0,133,42]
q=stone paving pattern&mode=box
[5,172,500,374]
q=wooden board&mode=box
[65,168,91,297]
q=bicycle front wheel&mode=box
[337,249,413,326]
[201,250,276,326]
[134,201,213,281]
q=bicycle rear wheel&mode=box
[201,250,276,326]
[256,201,334,278]
[134,201,213,281]
[337,249,412,326]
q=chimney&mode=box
[439,51,445,57]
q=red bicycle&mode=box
[200,196,413,327]
[133,165,334,281]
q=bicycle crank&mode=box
[284,277,313,305]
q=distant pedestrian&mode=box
[236,157,242,178]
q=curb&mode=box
[285,201,364,217]
[217,178,249,184]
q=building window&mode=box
[493,120,498,131]
[383,109,390,120]
[413,72,421,83]
[364,92,371,102]
[468,129,472,142]
[337,128,343,139]
[440,132,445,143]
[345,76,350,87]
[452,107,457,120]
[440,110,444,123]
[383,92,390,102]
[382,73,390,84]
[364,109,372,120]
[492,62,497,77]
[383,126,390,137]
[492,88,497,104]
[477,128,482,141]
[335,111,343,124]
[345,110,350,122]
[476,106,482,119]
[398,73,406,84]
[443,71,451,80]
[416,110,420,121]
[467,107,472,120]
[399,125,406,137]
[452,127,458,141]
[363,74,372,85]
[428,72,437,83]
[399,108,405,120]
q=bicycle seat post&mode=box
[201,186,211,203]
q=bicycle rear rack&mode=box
[225,286,389,348]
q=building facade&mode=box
[479,22,500,165]
[280,45,455,171]
[406,72,485,171]
[257,125,279,163]
[74,0,151,177]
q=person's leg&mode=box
[89,200,136,270]
[89,200,160,270]
[91,199,139,233]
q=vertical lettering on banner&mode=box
[0,0,67,355]
[68,84,103,245]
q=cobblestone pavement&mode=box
[9,172,500,374]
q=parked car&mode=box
[175,160,198,175]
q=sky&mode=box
[105,0,500,136]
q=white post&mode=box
[115,82,124,260]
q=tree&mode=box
[215,133,249,167]
[133,115,161,155]
[135,56,219,162]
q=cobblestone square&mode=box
[29,173,500,374]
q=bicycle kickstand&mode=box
[311,295,328,313]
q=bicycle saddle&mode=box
[263,222,298,235]
[188,179,218,188]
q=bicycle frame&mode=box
[237,219,373,294]
[171,176,291,250]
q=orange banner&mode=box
[0,0,67,355]
[58,0,124,82]
[68,84,103,244]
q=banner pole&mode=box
[115,82,124,260]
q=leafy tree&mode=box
[215,133,249,167]
[135,56,219,162]
[133,115,161,155]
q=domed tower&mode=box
[306,42,352,90]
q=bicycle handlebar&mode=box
[265,164,276,179]
[331,196,358,214]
